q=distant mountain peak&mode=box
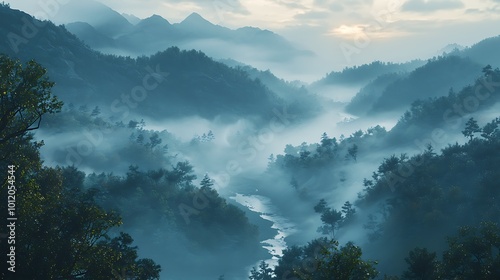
[143,14,170,24]
[52,0,133,38]
[181,12,213,26]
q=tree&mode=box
[128,120,139,128]
[482,64,493,77]
[0,55,62,145]
[481,118,499,140]
[1,164,161,279]
[137,133,144,144]
[441,222,500,279]
[320,132,332,147]
[0,56,160,279]
[200,173,214,189]
[279,239,378,280]
[314,200,343,237]
[341,201,356,224]
[347,144,358,161]
[87,232,161,279]
[274,245,304,279]
[462,117,481,141]
[149,133,162,149]
[402,248,439,280]
[249,261,273,280]
[314,199,328,213]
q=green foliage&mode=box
[400,222,500,280]
[345,72,402,115]
[249,261,274,280]
[314,199,343,237]
[441,222,500,279]
[313,200,356,237]
[401,248,439,280]
[0,55,63,145]
[0,6,318,122]
[90,167,259,250]
[0,55,159,279]
[480,117,499,140]
[320,60,423,85]
[347,144,358,161]
[390,67,500,144]
[341,201,356,224]
[270,129,383,196]
[462,117,481,141]
[274,238,378,280]
[357,116,500,277]
[3,165,160,279]
[373,56,483,114]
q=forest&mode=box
[1,2,500,279]
[2,51,499,280]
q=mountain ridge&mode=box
[57,2,312,61]
[0,5,318,123]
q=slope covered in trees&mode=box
[0,55,160,279]
[346,56,484,116]
[0,53,262,279]
[312,60,424,87]
[0,5,320,123]
[248,221,500,279]
[257,66,500,278]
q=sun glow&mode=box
[329,24,368,38]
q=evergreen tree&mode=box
[462,117,480,141]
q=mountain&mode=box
[311,60,425,87]
[344,56,484,116]
[312,35,499,117]
[176,12,224,35]
[65,22,116,49]
[345,72,403,116]
[0,5,318,122]
[219,60,322,117]
[460,35,500,68]
[57,4,312,62]
[122,13,141,25]
[51,0,133,38]
[370,55,483,114]
[138,14,172,29]
[342,34,500,117]
[115,14,175,53]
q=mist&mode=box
[2,1,500,279]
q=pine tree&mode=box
[462,117,480,141]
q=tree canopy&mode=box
[0,56,160,279]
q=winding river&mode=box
[231,193,297,269]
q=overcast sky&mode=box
[6,0,500,81]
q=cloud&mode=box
[294,11,331,20]
[402,0,465,12]
[330,24,368,37]
[328,23,409,39]
[268,0,308,10]
[168,0,250,15]
[312,0,345,11]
